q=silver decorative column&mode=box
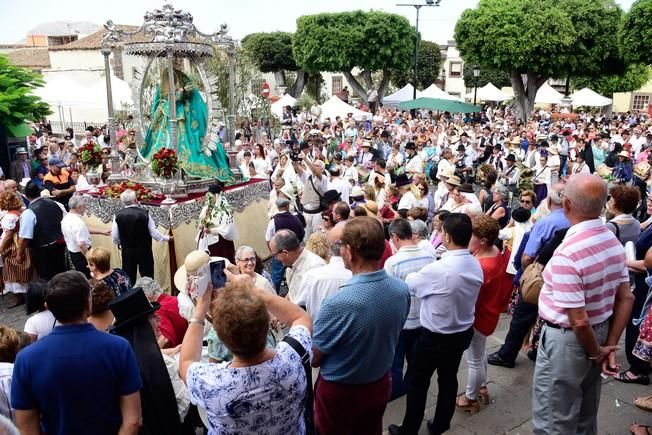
[101,47,120,175]
[166,47,178,152]
[227,50,236,148]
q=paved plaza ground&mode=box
[1,292,650,435]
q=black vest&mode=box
[115,206,152,249]
[28,198,64,248]
[273,212,305,242]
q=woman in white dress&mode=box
[253,144,270,179]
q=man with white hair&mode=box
[112,189,172,284]
[137,276,187,348]
[61,195,110,278]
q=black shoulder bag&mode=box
[282,335,315,435]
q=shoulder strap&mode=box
[308,175,324,200]
[282,335,315,435]
[609,221,620,240]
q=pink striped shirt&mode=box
[538,218,628,327]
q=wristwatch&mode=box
[189,317,205,327]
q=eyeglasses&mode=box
[271,249,287,257]
[237,256,256,264]
[520,199,531,204]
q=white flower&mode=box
[204,148,212,157]
[208,142,217,151]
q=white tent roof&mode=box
[35,75,133,109]
[320,95,372,121]
[86,75,134,108]
[383,84,422,106]
[465,83,511,102]
[421,84,461,101]
[271,93,297,118]
[570,87,612,107]
[535,83,564,105]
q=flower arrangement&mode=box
[104,181,161,202]
[78,142,103,169]
[151,148,179,178]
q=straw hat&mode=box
[174,250,209,292]
[446,175,462,186]
[618,151,631,159]
[510,137,521,145]
[438,167,454,180]
[364,200,378,216]
[449,135,460,145]
[351,185,365,197]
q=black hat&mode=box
[512,207,531,223]
[405,142,416,150]
[460,132,469,138]
[457,144,466,151]
[458,183,474,193]
[506,154,516,162]
[333,152,343,161]
[322,189,341,204]
[395,173,412,187]
[108,288,160,331]
[550,135,558,142]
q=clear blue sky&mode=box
[0,0,637,45]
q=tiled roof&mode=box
[49,25,143,51]
[6,48,50,68]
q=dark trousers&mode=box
[400,327,474,435]
[626,279,651,375]
[32,243,67,281]
[390,328,421,400]
[560,155,568,176]
[121,247,154,285]
[69,250,90,278]
[497,292,539,362]
[314,372,391,435]
[271,257,286,295]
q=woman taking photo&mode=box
[180,275,312,434]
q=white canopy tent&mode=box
[383,84,422,106]
[534,83,564,105]
[85,75,135,109]
[320,95,372,121]
[271,93,297,118]
[465,83,512,102]
[570,87,612,107]
[421,84,461,101]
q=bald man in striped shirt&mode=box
[532,174,634,435]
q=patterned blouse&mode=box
[101,268,131,296]
[187,326,311,435]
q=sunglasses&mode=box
[520,199,532,204]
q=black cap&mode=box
[506,154,516,162]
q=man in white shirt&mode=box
[328,167,351,205]
[269,229,326,302]
[389,213,483,435]
[62,196,110,278]
[293,154,328,240]
[294,230,352,318]
[384,219,435,401]
[404,142,423,175]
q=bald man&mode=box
[532,174,634,434]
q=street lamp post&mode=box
[472,65,480,106]
[397,0,442,100]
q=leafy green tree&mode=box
[241,32,307,97]
[455,0,624,121]
[293,11,416,105]
[0,55,50,128]
[391,40,442,89]
[462,64,511,89]
[573,64,651,97]
[620,0,652,65]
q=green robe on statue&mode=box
[142,74,234,183]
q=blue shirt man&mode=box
[11,271,142,435]
[523,208,570,259]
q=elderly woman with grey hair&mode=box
[410,219,437,257]
[486,184,511,228]
[136,276,188,349]
[234,245,275,295]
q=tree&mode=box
[391,40,442,89]
[621,0,652,65]
[0,55,50,128]
[293,11,416,105]
[462,64,511,89]
[455,0,624,121]
[573,64,651,97]
[241,32,307,97]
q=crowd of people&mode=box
[0,104,651,434]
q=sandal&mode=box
[455,394,481,414]
[630,423,652,435]
[634,395,652,412]
[616,371,650,385]
[479,386,490,405]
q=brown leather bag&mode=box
[520,261,544,305]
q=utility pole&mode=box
[397,0,442,99]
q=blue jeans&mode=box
[390,328,421,400]
[271,257,286,295]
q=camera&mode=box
[288,141,302,162]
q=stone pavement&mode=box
[1,291,650,434]
[382,314,652,435]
